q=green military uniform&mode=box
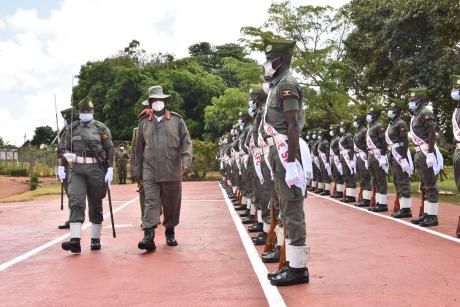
[317,129,332,195]
[353,114,372,207]
[386,100,413,218]
[329,125,345,198]
[450,75,460,238]
[339,121,357,202]
[310,132,321,192]
[408,88,440,227]
[62,97,113,253]
[365,107,389,212]
[115,145,129,184]
[262,37,309,286]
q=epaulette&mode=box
[169,111,182,118]
[69,120,80,129]
[139,109,152,120]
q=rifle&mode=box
[106,183,116,238]
[263,198,277,253]
[419,187,426,217]
[393,191,400,213]
[278,228,286,270]
[370,186,376,207]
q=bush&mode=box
[188,140,218,180]
[3,166,29,177]
[29,174,39,190]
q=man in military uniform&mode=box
[237,112,254,219]
[353,113,372,207]
[317,129,332,195]
[450,75,460,237]
[115,143,129,184]
[310,130,322,193]
[329,124,345,198]
[57,107,78,229]
[386,99,413,218]
[261,37,309,286]
[408,88,442,227]
[60,97,114,253]
[134,85,192,251]
[339,121,357,202]
[366,106,389,212]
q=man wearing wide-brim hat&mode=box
[134,85,192,252]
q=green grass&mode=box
[0,182,61,203]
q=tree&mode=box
[31,126,56,147]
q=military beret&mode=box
[408,87,427,98]
[452,75,460,87]
[263,37,296,55]
[340,120,352,128]
[249,84,265,96]
[78,96,94,111]
[60,107,76,120]
[388,98,406,111]
[368,105,383,115]
[353,112,367,122]
[330,124,340,130]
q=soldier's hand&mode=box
[182,167,190,177]
[57,166,66,182]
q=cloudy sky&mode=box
[0,0,349,146]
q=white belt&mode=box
[266,137,275,146]
[388,142,402,150]
[75,156,98,164]
[415,143,429,152]
[262,146,270,155]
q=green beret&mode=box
[249,84,265,96]
[60,108,76,120]
[353,112,367,122]
[388,98,406,111]
[452,75,460,87]
[263,37,296,55]
[408,87,427,98]
[330,124,340,130]
[340,120,352,128]
[78,96,94,111]
[368,105,383,115]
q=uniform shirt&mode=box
[319,138,330,159]
[339,131,354,159]
[367,120,387,153]
[312,139,320,156]
[265,70,305,136]
[411,105,435,141]
[386,116,409,157]
[330,135,341,155]
[134,112,192,182]
[253,104,266,145]
[353,125,368,152]
[65,119,113,159]
[115,149,129,166]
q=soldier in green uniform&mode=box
[408,88,442,227]
[310,130,322,193]
[386,99,413,218]
[366,106,389,212]
[339,121,357,202]
[450,75,460,237]
[60,97,114,253]
[115,143,129,184]
[261,37,309,286]
[329,124,345,198]
[353,113,372,207]
[317,129,332,195]
[134,85,192,251]
[237,112,253,219]
[57,107,78,229]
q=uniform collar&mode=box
[269,69,289,88]
[81,119,95,127]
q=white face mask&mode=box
[353,121,359,128]
[329,131,334,136]
[262,57,281,78]
[366,114,373,123]
[248,107,256,117]
[312,134,317,139]
[263,82,270,94]
[120,147,124,150]
[318,135,322,140]
[238,119,243,126]
[339,127,345,134]
[248,100,255,108]
[451,90,460,101]
[387,110,396,119]
[152,100,165,112]
[79,113,93,122]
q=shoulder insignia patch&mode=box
[282,90,293,97]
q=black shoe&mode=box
[252,232,267,245]
[320,190,330,196]
[262,246,280,263]
[248,223,263,233]
[368,204,388,212]
[419,215,439,227]
[411,213,428,224]
[239,209,250,217]
[62,238,81,254]
[331,192,343,199]
[457,232,460,238]
[267,262,289,280]
[165,227,178,246]
[241,216,254,224]
[356,199,370,207]
[234,204,247,211]
[91,238,101,250]
[270,267,309,286]
[58,222,70,229]
[391,208,412,218]
[342,196,356,203]
[138,227,156,251]
[314,189,324,194]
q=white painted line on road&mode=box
[219,184,286,307]
[105,224,132,229]
[0,197,139,272]
[311,192,460,244]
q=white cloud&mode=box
[0,0,349,145]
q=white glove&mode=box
[364,160,369,170]
[57,166,66,182]
[105,167,113,187]
[349,160,356,170]
[325,163,332,176]
[426,152,435,168]
[285,162,301,187]
[400,159,411,174]
[379,155,388,168]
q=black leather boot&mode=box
[270,267,309,286]
[58,221,70,229]
[320,190,330,196]
[368,204,388,212]
[241,216,254,224]
[262,246,280,263]
[342,196,356,203]
[91,238,101,250]
[356,199,370,207]
[419,215,439,227]
[234,204,247,211]
[239,209,250,217]
[331,191,343,199]
[391,208,412,218]
[248,222,263,233]
[267,262,289,280]
[411,213,428,224]
[252,232,267,245]
[62,238,81,254]
[138,227,156,251]
[165,227,178,246]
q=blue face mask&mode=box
[79,113,93,122]
[451,90,460,101]
[387,110,396,119]
[408,100,419,111]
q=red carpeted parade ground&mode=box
[1,181,460,306]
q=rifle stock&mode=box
[263,198,277,253]
[393,191,400,213]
